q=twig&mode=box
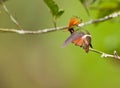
[0,11,120,34]
[78,11,120,27]
[90,48,120,59]
[0,0,23,30]
[0,26,67,34]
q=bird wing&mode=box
[62,32,84,48]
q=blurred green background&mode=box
[0,0,120,88]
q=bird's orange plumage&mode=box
[72,37,84,46]
[68,17,81,28]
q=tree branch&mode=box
[90,48,120,59]
[0,11,120,34]
[78,11,120,27]
[0,26,67,34]
[0,0,23,30]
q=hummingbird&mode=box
[62,17,92,53]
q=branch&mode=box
[78,11,120,27]
[0,26,67,34]
[0,11,120,34]
[0,0,23,29]
[90,48,120,59]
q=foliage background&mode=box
[0,0,120,88]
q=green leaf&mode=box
[56,9,64,19]
[44,0,64,27]
[44,0,59,16]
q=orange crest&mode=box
[68,17,81,28]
